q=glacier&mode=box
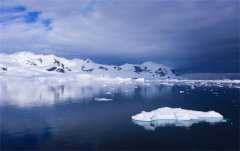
[132,107,225,130]
[0,51,176,80]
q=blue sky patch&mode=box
[23,11,41,23]
[0,5,26,13]
[0,5,52,28]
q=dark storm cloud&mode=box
[0,0,239,72]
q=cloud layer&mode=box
[0,0,239,72]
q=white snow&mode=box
[132,107,224,129]
[1,52,239,89]
[0,51,176,80]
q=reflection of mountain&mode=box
[0,79,170,107]
[0,78,239,107]
[0,51,176,79]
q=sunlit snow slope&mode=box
[0,52,177,79]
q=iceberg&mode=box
[94,97,113,102]
[132,107,224,129]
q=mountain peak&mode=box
[0,52,177,80]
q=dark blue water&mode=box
[0,85,239,151]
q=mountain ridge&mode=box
[0,51,177,80]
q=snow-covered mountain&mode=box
[0,51,177,80]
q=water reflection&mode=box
[0,79,238,150]
[0,78,239,107]
[0,79,168,107]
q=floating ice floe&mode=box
[105,91,112,95]
[132,107,225,130]
[179,90,185,94]
[94,97,113,102]
[156,79,240,89]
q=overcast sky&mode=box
[0,0,239,73]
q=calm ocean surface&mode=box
[0,83,239,150]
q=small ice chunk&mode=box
[132,107,224,129]
[94,97,112,102]
[135,78,145,83]
[105,91,112,95]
